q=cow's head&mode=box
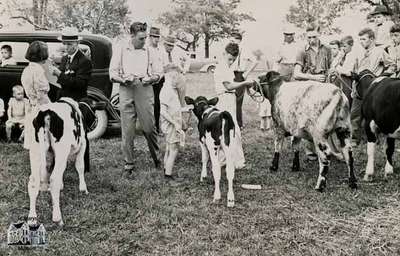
[252,70,283,101]
[185,96,218,120]
[351,69,376,99]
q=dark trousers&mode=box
[152,78,164,132]
[235,86,245,128]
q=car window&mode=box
[0,42,29,65]
[47,42,91,66]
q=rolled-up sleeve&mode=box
[109,40,123,81]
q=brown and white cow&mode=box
[185,96,236,207]
[28,97,89,227]
[253,71,357,191]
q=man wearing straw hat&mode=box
[370,5,394,47]
[109,22,161,174]
[148,26,165,134]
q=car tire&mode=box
[87,110,108,140]
[207,65,216,73]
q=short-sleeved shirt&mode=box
[21,62,50,107]
[335,50,358,76]
[356,45,394,76]
[295,43,332,75]
[231,46,254,72]
[276,41,299,65]
[387,44,400,73]
[162,47,190,74]
[148,45,165,76]
[0,98,4,117]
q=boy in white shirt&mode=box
[1,45,17,67]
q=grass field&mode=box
[1,73,400,256]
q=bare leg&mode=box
[165,143,179,176]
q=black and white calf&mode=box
[253,71,357,191]
[185,96,236,207]
[352,70,400,181]
[28,98,89,227]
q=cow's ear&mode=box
[266,71,282,85]
[208,97,219,106]
[185,96,194,105]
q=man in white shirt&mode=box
[109,22,161,174]
[148,27,165,134]
[371,5,394,47]
[230,32,256,129]
[274,26,298,81]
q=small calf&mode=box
[185,96,236,207]
[28,98,89,227]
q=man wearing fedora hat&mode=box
[109,21,161,174]
[148,26,165,134]
[370,5,394,47]
[274,25,299,82]
[52,27,92,102]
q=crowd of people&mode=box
[1,4,399,184]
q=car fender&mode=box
[87,86,120,121]
[199,63,216,73]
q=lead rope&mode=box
[246,80,266,103]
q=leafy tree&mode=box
[286,0,360,34]
[158,0,255,58]
[6,0,130,37]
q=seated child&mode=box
[0,45,17,67]
[258,99,272,131]
[160,66,187,181]
[6,85,30,142]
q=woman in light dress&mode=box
[21,41,51,150]
[213,43,256,169]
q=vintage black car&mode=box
[0,31,120,139]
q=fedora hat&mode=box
[164,35,176,46]
[58,27,82,42]
[370,5,390,16]
[149,27,161,37]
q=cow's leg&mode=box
[314,140,330,192]
[28,145,41,225]
[49,145,69,226]
[336,128,357,189]
[384,137,395,179]
[291,136,301,172]
[206,136,221,203]
[222,132,235,207]
[364,121,377,182]
[270,136,283,172]
[75,141,89,194]
[199,141,209,182]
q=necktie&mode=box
[168,52,172,63]
[66,56,71,70]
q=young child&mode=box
[160,66,187,181]
[0,45,17,67]
[258,99,272,131]
[6,85,30,142]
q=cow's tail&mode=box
[221,111,235,146]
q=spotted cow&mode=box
[28,97,89,227]
[185,96,236,207]
[352,70,400,181]
[253,71,357,191]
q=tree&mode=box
[6,0,130,37]
[158,0,255,58]
[286,0,360,34]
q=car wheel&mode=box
[87,110,108,140]
[207,65,216,73]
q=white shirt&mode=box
[109,38,150,80]
[1,57,17,66]
[375,20,395,47]
[335,50,358,76]
[149,44,165,76]
[275,41,299,65]
[0,98,4,117]
[214,61,235,94]
[232,45,254,72]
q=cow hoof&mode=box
[363,174,373,182]
[227,200,235,208]
[53,219,64,227]
[200,176,207,182]
[212,198,221,204]
[314,180,326,192]
[80,190,89,195]
[27,217,38,226]
[349,181,358,190]
[269,166,278,172]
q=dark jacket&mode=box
[57,50,92,101]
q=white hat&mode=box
[283,24,297,35]
[58,27,82,41]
